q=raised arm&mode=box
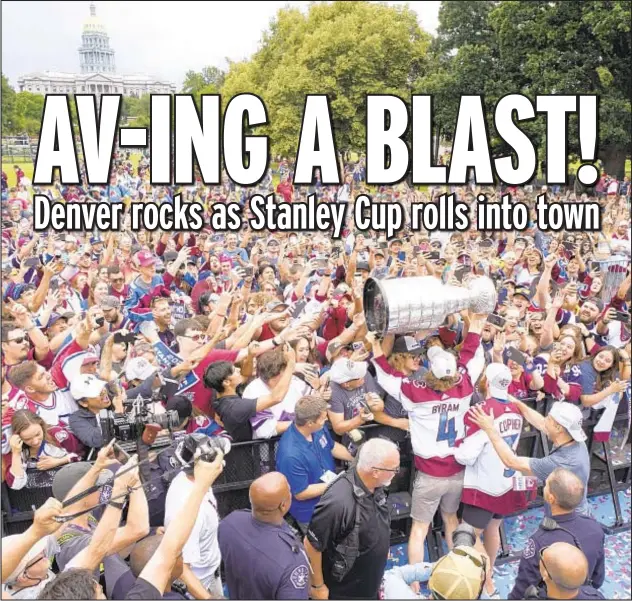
[510,397,546,432]
[536,254,558,310]
[7,299,50,360]
[134,453,224,597]
[540,291,565,349]
[67,457,141,571]
[1,498,64,581]
[255,344,296,411]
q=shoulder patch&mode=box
[523,538,536,559]
[290,565,309,589]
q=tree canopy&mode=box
[2,1,630,175]
[418,0,631,177]
[221,1,432,156]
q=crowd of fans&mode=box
[1,150,630,600]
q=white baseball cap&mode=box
[427,346,457,379]
[485,363,512,400]
[2,535,55,584]
[329,359,368,384]
[548,402,587,442]
[125,357,158,382]
[70,374,107,400]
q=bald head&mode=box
[542,542,588,590]
[546,468,585,511]
[130,534,183,584]
[250,472,291,521]
[130,534,163,577]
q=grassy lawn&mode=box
[2,162,35,187]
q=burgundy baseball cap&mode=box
[135,250,157,267]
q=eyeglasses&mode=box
[8,336,28,345]
[539,546,555,583]
[23,551,47,573]
[182,333,206,342]
[371,465,400,474]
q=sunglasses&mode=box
[9,336,28,345]
[182,333,206,342]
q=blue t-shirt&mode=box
[223,247,249,263]
[529,441,591,516]
[276,423,335,523]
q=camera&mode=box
[175,433,231,472]
[99,396,180,443]
[452,522,477,548]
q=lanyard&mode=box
[549,440,574,456]
[54,443,182,523]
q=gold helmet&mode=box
[428,545,487,600]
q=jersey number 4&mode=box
[436,414,457,447]
[502,434,520,478]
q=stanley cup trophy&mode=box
[363,276,498,335]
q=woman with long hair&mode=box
[516,247,544,286]
[568,346,629,408]
[89,280,110,308]
[4,410,79,490]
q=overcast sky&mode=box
[2,1,440,89]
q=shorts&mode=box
[461,503,503,530]
[411,470,464,524]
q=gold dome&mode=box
[82,3,105,33]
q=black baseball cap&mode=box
[392,335,424,355]
[165,395,193,422]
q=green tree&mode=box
[222,1,431,157]
[2,74,17,134]
[12,92,46,135]
[182,66,225,95]
[423,0,631,178]
[122,95,151,127]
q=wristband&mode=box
[272,337,281,347]
[311,583,325,589]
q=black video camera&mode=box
[99,396,180,443]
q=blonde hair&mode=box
[389,352,411,374]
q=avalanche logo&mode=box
[54,430,69,443]
[498,376,511,389]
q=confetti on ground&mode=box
[386,489,631,599]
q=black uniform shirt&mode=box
[306,469,391,600]
[509,511,605,600]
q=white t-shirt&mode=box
[164,472,221,582]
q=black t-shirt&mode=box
[306,469,391,600]
[213,394,258,442]
[125,578,163,600]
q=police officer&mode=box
[531,542,605,599]
[509,468,605,600]
[218,472,310,600]
[305,438,399,600]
